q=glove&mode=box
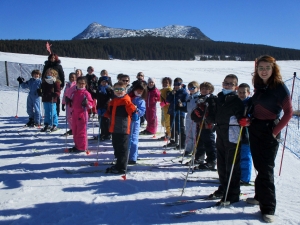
[81,98,88,107]
[160,101,167,108]
[17,76,25,84]
[194,109,202,118]
[37,88,42,96]
[239,117,250,127]
[131,112,139,121]
[198,102,206,111]
[62,104,65,111]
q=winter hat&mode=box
[148,77,155,84]
[99,76,109,83]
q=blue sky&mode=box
[1,0,300,50]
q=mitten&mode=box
[238,117,250,127]
[37,88,42,96]
[17,76,25,84]
[62,104,65,111]
[131,112,139,121]
[81,98,88,107]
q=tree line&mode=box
[0,37,300,61]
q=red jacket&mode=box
[41,80,61,103]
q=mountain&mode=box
[72,22,212,41]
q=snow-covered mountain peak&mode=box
[72,22,211,40]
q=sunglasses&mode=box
[258,67,272,71]
[222,82,236,87]
[122,80,129,82]
[114,87,125,92]
[188,86,196,91]
[174,82,182,86]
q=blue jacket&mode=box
[166,88,188,117]
[21,78,42,97]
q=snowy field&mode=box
[0,52,300,225]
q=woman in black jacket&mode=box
[42,53,65,116]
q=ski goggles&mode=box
[188,86,197,91]
[173,82,182,86]
[113,87,125,92]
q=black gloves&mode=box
[17,76,25,84]
[62,104,65,111]
[81,98,88,107]
[37,89,42,96]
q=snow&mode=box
[0,52,300,225]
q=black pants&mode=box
[112,133,129,171]
[56,98,60,116]
[215,125,241,202]
[195,129,217,163]
[170,114,186,148]
[249,119,279,215]
[99,116,110,137]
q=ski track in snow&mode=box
[0,52,300,224]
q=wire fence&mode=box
[281,74,300,158]
[0,61,44,86]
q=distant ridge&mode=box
[72,22,212,41]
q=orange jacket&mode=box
[104,94,136,134]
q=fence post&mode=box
[5,61,9,86]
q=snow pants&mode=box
[27,94,41,124]
[161,106,171,137]
[240,143,252,183]
[112,133,129,171]
[72,110,88,150]
[170,114,186,148]
[129,119,140,161]
[215,125,241,203]
[196,129,217,163]
[145,105,157,134]
[43,102,58,127]
[185,118,197,154]
[249,118,279,215]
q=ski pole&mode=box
[64,104,68,152]
[15,63,23,118]
[15,84,20,118]
[122,118,135,180]
[181,103,208,196]
[279,72,296,176]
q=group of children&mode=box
[17,55,292,222]
[18,69,253,184]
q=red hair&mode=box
[252,55,283,89]
[48,53,59,62]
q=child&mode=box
[98,69,113,86]
[184,81,201,155]
[85,66,98,118]
[68,77,93,153]
[128,82,147,164]
[119,74,131,92]
[75,69,83,77]
[190,82,217,170]
[159,77,172,139]
[128,72,147,93]
[17,70,42,127]
[166,77,188,149]
[61,72,77,136]
[140,77,160,135]
[40,68,61,132]
[104,82,137,174]
[96,76,114,140]
[206,74,244,205]
[237,83,252,184]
